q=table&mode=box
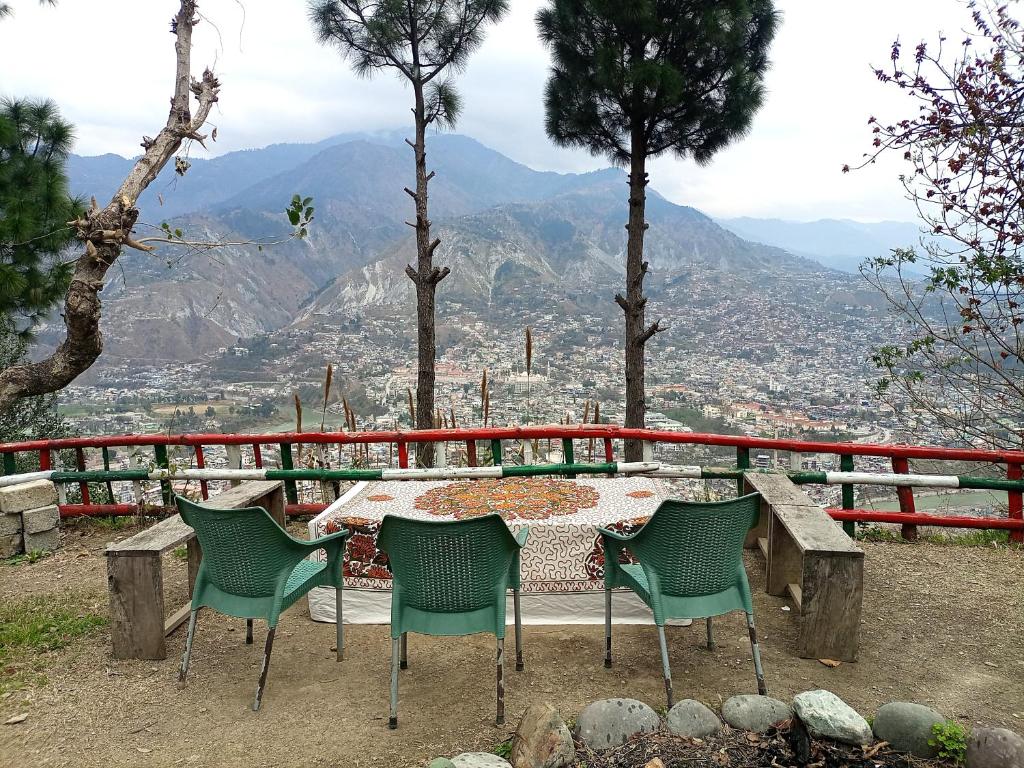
[306,475,681,625]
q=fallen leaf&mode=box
[4,713,28,725]
[136,747,152,754]
[818,658,842,668]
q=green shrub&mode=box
[929,721,969,764]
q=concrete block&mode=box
[22,504,59,535]
[0,480,58,514]
[0,533,22,558]
[23,527,59,553]
[0,512,22,537]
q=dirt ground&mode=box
[0,521,1022,768]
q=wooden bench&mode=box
[105,480,285,660]
[743,472,864,662]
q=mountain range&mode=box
[56,131,903,366]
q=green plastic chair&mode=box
[376,513,529,729]
[174,495,349,711]
[599,492,766,708]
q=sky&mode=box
[0,0,977,222]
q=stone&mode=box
[0,512,22,537]
[0,480,57,514]
[22,504,59,535]
[792,690,872,745]
[644,760,665,768]
[967,727,1024,768]
[428,760,456,768]
[575,698,660,749]
[450,754,512,768]
[872,702,945,758]
[722,695,792,733]
[666,700,720,738]
[0,533,22,559]
[510,701,575,768]
[23,527,59,553]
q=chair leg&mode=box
[746,612,768,696]
[706,617,715,651]
[656,624,674,710]
[496,637,505,726]
[513,589,524,672]
[400,632,408,670]
[389,637,400,729]
[245,619,253,645]
[178,609,198,686]
[604,588,612,668]
[253,625,276,712]
[335,588,343,662]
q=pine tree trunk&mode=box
[619,132,658,462]
[407,80,447,468]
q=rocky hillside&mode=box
[58,132,835,364]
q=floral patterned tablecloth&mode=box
[310,476,667,595]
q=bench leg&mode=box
[108,552,166,660]
[656,624,674,710]
[400,632,408,670]
[335,588,343,662]
[604,588,612,668]
[747,612,768,696]
[245,619,253,645]
[253,625,276,712]
[513,589,524,672]
[706,617,715,651]
[496,637,505,726]
[389,637,400,729]
[178,609,198,686]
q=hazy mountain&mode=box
[716,217,927,274]
[57,133,837,365]
[300,176,823,318]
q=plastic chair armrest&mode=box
[514,526,529,548]
[597,527,634,543]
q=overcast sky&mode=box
[0,0,976,222]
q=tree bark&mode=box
[618,130,662,462]
[406,79,448,468]
[0,0,219,412]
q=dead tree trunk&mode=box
[617,130,663,462]
[0,0,219,412]
[404,78,449,468]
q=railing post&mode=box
[466,440,478,467]
[603,438,613,463]
[397,442,409,469]
[225,445,242,488]
[101,446,115,505]
[892,457,917,541]
[736,447,750,497]
[75,448,90,506]
[38,449,51,471]
[1008,463,1023,546]
[840,454,855,537]
[279,442,298,506]
[153,444,171,506]
[252,443,263,469]
[491,439,503,467]
[194,445,210,500]
[562,438,574,479]
[2,452,15,475]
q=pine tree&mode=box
[309,0,508,466]
[537,0,778,460]
[0,97,80,335]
